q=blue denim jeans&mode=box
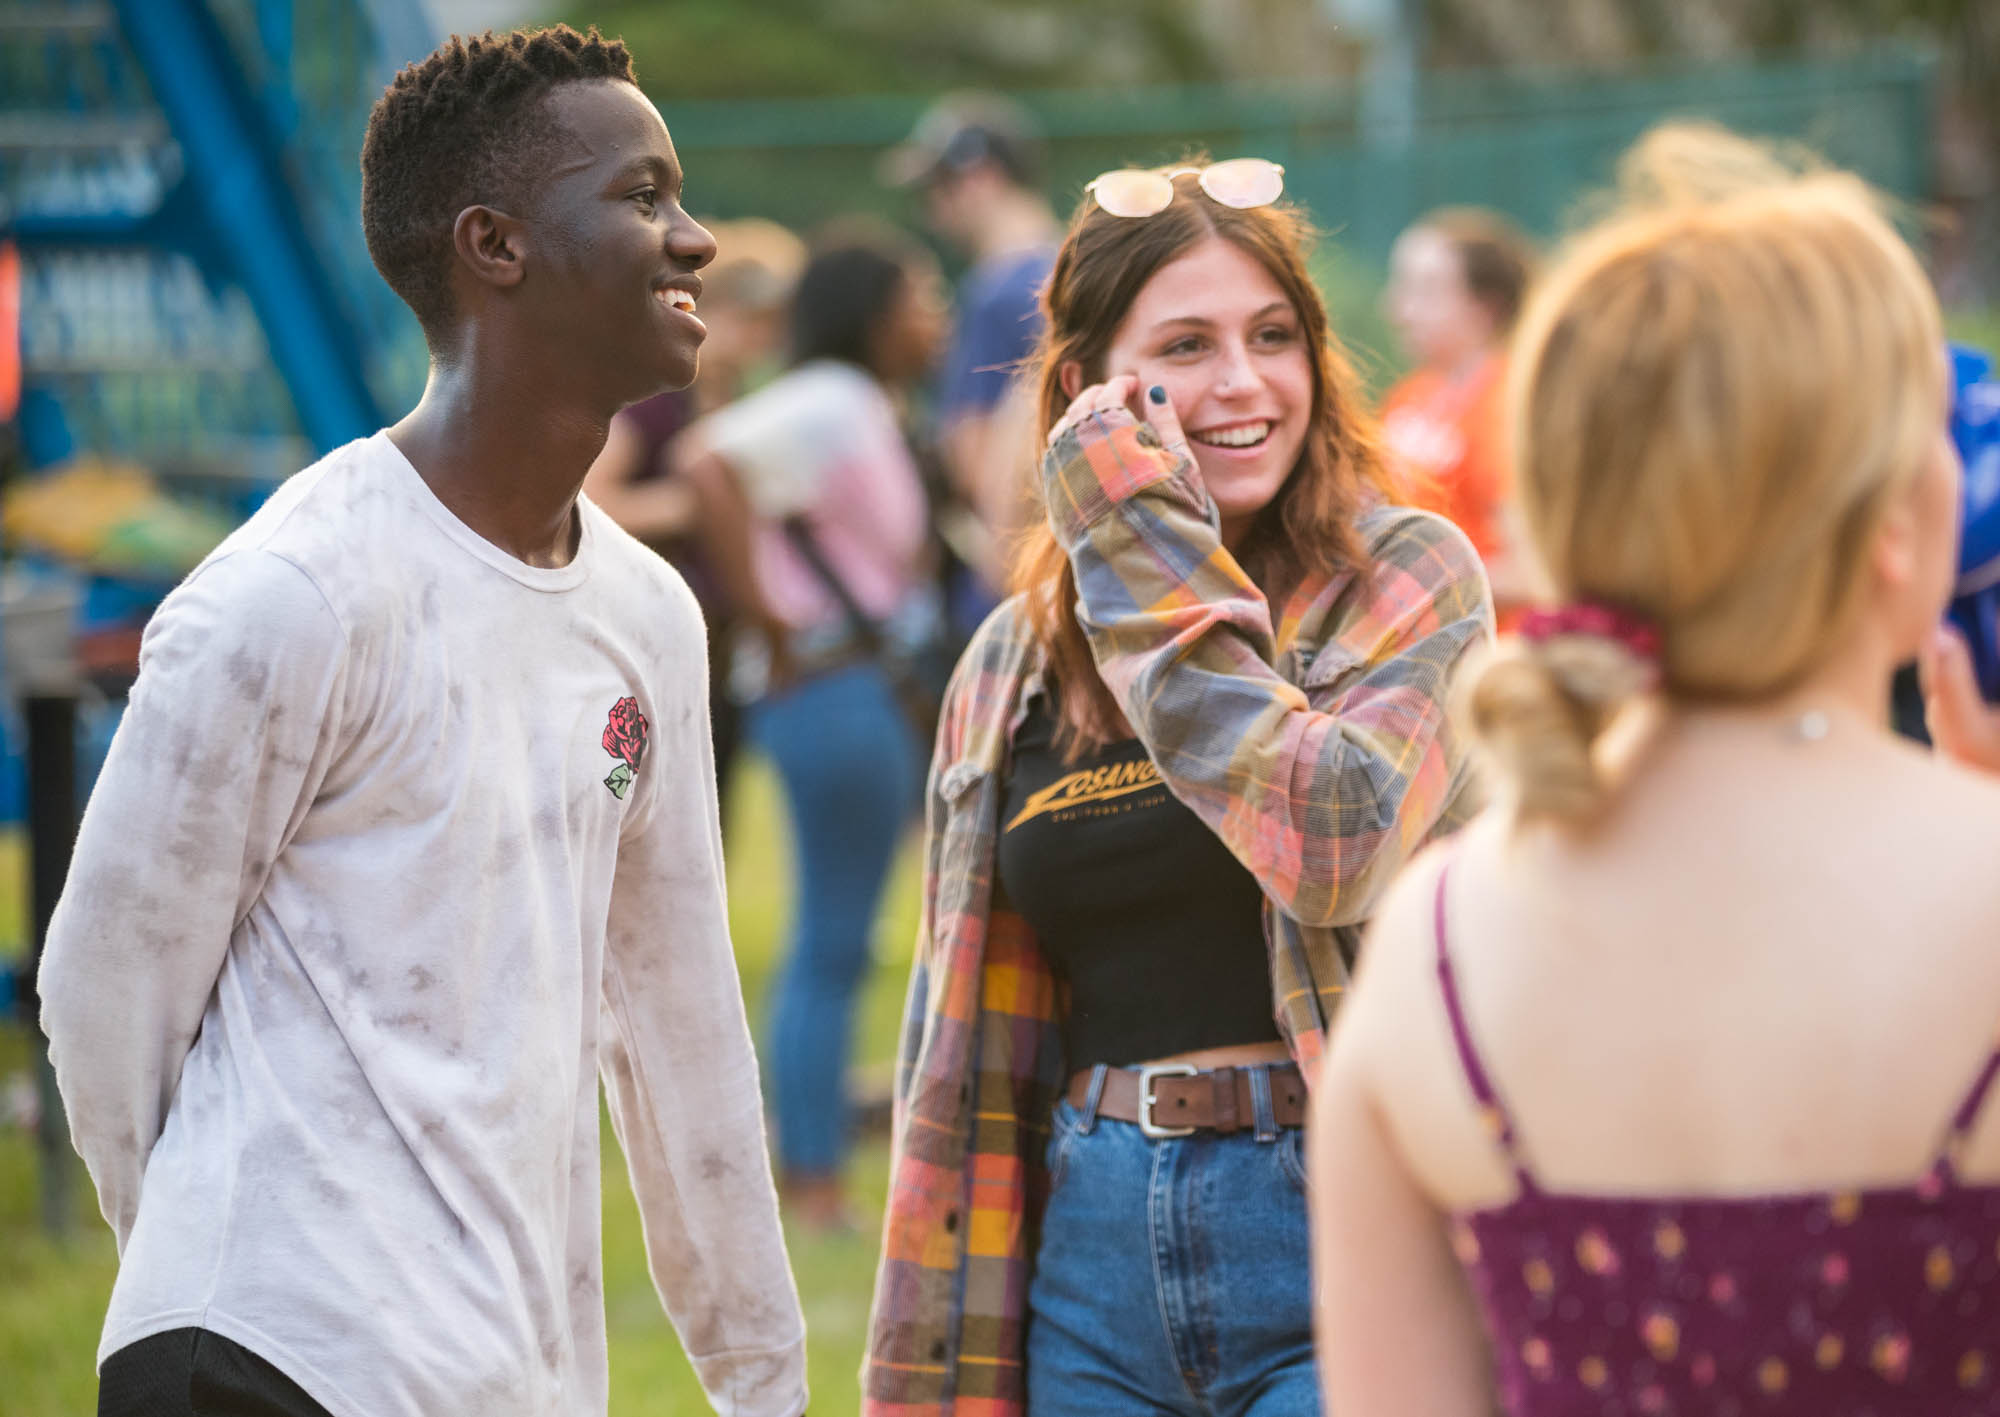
[1027,1067,1321,1417]
[749,661,920,1176]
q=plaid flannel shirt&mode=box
[862,411,1492,1416]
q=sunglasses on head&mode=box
[1084,158,1286,219]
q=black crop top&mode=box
[995,695,1279,1071]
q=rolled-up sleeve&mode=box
[1041,410,1492,928]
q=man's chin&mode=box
[660,350,700,392]
[617,352,699,407]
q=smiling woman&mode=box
[862,162,1495,1417]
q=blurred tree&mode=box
[557,0,1359,97]
[562,0,1993,298]
[1420,0,1995,299]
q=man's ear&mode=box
[1059,360,1084,401]
[451,205,528,292]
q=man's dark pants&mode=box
[99,1327,332,1417]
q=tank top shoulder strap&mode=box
[1925,1028,2000,1191]
[1432,861,1539,1195]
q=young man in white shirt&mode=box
[39,24,807,1417]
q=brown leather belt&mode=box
[1065,1062,1306,1138]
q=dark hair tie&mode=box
[1518,603,1663,680]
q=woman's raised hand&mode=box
[1920,623,2000,775]
[1045,376,1192,470]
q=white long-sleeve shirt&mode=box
[38,431,807,1417]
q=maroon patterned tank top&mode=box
[1434,866,2000,1416]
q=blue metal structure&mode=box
[0,0,432,804]
[105,0,382,452]
[0,0,436,1236]
[2,0,432,473]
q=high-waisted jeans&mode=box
[749,661,919,1176]
[1026,1067,1321,1417]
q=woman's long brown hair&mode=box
[1011,168,1395,758]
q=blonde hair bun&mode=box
[1473,121,1945,824]
[1466,628,1660,821]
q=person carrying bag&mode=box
[677,224,947,1230]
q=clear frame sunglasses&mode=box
[1084,158,1286,219]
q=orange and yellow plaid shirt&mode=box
[863,412,1492,1416]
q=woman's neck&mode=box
[1652,632,1902,772]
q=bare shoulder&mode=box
[1865,736,2000,935]
[1890,733,2000,851]
[1335,821,1487,1066]
[1324,814,1525,1208]
[1914,739,2000,814]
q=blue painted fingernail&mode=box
[1148,385,1167,405]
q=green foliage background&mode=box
[560,0,1328,99]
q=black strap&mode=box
[781,515,889,655]
[779,515,944,742]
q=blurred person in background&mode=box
[1911,344,2000,746]
[583,217,806,816]
[1381,207,1538,623]
[1312,125,2000,1416]
[864,158,1490,1417]
[1928,626,2000,768]
[884,94,1060,625]
[38,26,805,1417]
[679,221,947,1232]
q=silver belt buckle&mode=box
[1136,1062,1199,1139]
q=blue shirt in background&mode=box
[939,245,1058,422]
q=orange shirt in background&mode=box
[1379,356,1510,562]
[1379,356,1517,630]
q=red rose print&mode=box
[601,696,648,800]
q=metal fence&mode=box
[661,51,1937,267]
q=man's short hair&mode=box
[361,25,635,341]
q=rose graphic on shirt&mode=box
[601,696,648,800]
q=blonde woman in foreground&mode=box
[1312,124,2000,1416]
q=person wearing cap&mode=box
[884,94,1060,615]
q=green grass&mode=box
[0,755,920,1416]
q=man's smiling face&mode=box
[517,80,717,403]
